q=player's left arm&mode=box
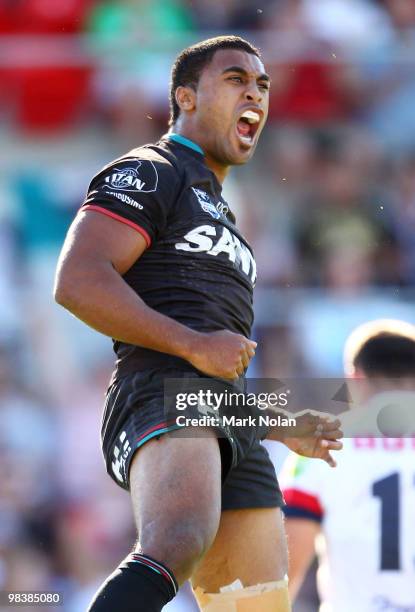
[266,412,343,467]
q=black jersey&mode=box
[81,134,256,377]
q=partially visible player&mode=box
[280,319,415,612]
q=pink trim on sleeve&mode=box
[82,204,152,247]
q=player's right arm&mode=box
[54,210,255,380]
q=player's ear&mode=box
[175,85,196,114]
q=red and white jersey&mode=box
[280,435,415,611]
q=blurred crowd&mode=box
[1,1,415,610]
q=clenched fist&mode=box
[185,329,257,379]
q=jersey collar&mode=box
[166,132,204,157]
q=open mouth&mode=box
[236,109,261,146]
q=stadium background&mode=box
[1,0,415,610]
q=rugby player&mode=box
[281,319,415,611]
[54,36,342,611]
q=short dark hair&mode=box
[344,320,415,377]
[169,35,261,126]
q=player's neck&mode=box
[169,126,229,184]
[203,152,230,185]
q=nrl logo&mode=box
[192,187,221,219]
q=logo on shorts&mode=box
[104,160,158,193]
[192,188,221,219]
[112,430,132,483]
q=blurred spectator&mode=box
[54,362,112,498]
[359,0,415,153]
[388,155,415,284]
[0,345,58,510]
[55,500,130,611]
[87,0,194,145]
[0,0,95,132]
[189,0,276,32]
[88,0,193,44]
[262,0,363,124]
[14,167,80,255]
[293,129,399,285]
[302,0,389,51]
[0,0,94,34]
[13,65,93,133]
[0,177,21,341]
[0,344,61,604]
[238,126,315,287]
[289,273,415,375]
[253,324,306,377]
[380,0,415,34]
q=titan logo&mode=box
[105,168,145,191]
[103,160,158,193]
[175,224,256,283]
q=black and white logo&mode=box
[104,160,158,193]
[111,430,132,483]
[192,187,221,219]
[216,201,229,215]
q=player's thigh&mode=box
[129,427,222,555]
[191,506,288,592]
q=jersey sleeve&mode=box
[279,454,325,523]
[80,155,179,247]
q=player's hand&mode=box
[185,329,257,379]
[281,413,343,468]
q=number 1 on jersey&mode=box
[372,473,400,571]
